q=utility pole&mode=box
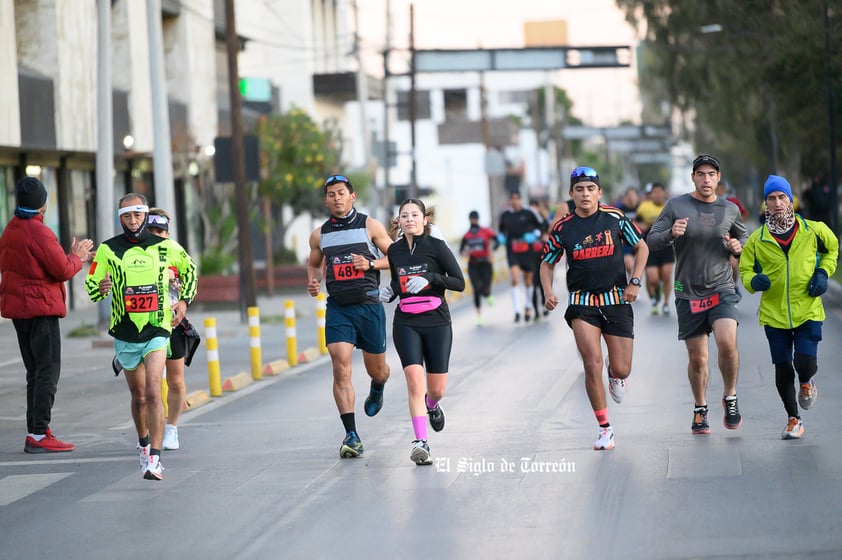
[96,0,114,330]
[145,0,177,239]
[224,0,258,315]
[480,71,501,230]
[824,0,838,233]
[352,0,373,176]
[408,3,418,199]
[381,0,391,218]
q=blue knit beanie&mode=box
[763,175,793,202]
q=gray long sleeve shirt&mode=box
[647,193,747,299]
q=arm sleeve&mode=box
[738,234,759,293]
[542,222,565,265]
[172,241,198,301]
[646,201,675,251]
[730,212,748,246]
[619,216,643,247]
[816,222,839,276]
[85,245,110,302]
[36,233,83,282]
[428,240,465,292]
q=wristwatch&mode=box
[368,259,375,270]
[629,277,642,287]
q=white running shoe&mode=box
[144,454,164,480]
[137,443,150,471]
[163,424,180,450]
[606,360,627,404]
[594,426,615,450]
[781,417,804,440]
[410,440,433,465]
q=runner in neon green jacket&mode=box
[739,174,838,441]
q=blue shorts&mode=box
[764,321,823,364]
[115,337,169,370]
[325,300,387,354]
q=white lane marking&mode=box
[0,473,72,506]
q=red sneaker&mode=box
[24,428,75,453]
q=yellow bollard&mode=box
[285,299,298,367]
[248,306,263,380]
[161,366,169,417]
[316,292,327,354]
[205,317,222,397]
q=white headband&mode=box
[119,205,149,216]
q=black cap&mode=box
[15,176,47,210]
[469,210,479,220]
[692,154,720,172]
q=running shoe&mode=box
[524,309,532,323]
[427,400,445,432]
[691,406,711,435]
[594,426,614,450]
[722,395,742,429]
[339,431,364,458]
[486,295,495,306]
[410,439,433,465]
[514,312,521,323]
[475,315,484,327]
[364,382,385,417]
[137,442,151,471]
[799,379,817,410]
[662,304,670,316]
[606,360,627,404]
[163,424,180,450]
[608,375,627,404]
[24,428,75,453]
[650,301,659,316]
[143,454,164,481]
[781,417,804,440]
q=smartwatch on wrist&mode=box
[368,259,375,270]
[629,277,642,287]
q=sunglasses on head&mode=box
[571,166,599,182]
[323,175,351,188]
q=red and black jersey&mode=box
[542,204,643,305]
[459,226,497,263]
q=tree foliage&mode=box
[615,0,841,185]
[258,107,342,216]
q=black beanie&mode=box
[16,177,48,210]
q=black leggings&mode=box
[392,323,453,372]
[467,261,493,308]
[774,354,817,417]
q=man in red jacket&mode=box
[0,177,94,453]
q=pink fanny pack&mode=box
[399,296,442,314]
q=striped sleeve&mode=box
[542,216,569,265]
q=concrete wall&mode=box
[55,0,97,151]
[0,0,21,146]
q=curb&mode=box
[221,371,254,392]
[184,390,211,410]
[297,346,321,364]
[262,359,290,376]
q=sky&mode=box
[358,0,643,126]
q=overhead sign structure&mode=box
[414,46,631,73]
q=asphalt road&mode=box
[1,282,842,559]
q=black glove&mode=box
[750,274,771,292]
[808,268,828,297]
